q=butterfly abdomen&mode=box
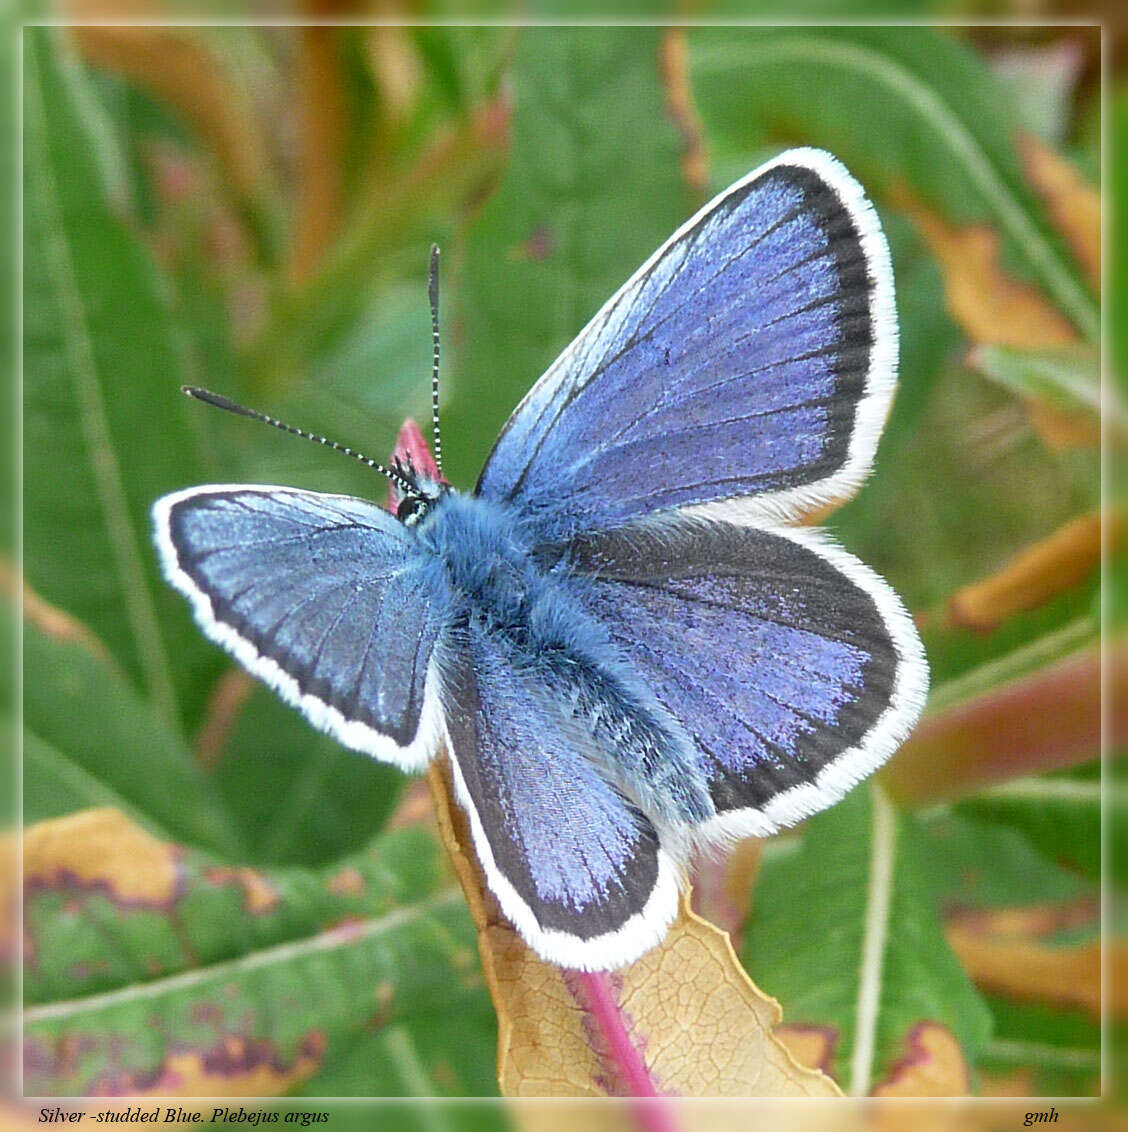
[420,491,713,827]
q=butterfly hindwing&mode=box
[565,520,927,840]
[153,486,452,770]
[477,148,896,540]
[443,620,681,970]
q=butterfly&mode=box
[153,147,928,972]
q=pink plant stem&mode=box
[574,970,679,1131]
[395,419,673,1120]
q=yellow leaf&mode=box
[22,807,180,907]
[88,1038,327,1098]
[425,758,841,1097]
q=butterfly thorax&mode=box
[417,490,715,827]
[415,490,549,632]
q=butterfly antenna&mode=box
[428,244,444,477]
[181,387,415,495]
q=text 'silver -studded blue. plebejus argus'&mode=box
[153,149,929,971]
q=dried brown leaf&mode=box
[869,1024,970,1097]
[1020,133,1100,292]
[426,758,841,1098]
[945,900,1117,1020]
[71,28,271,209]
[892,187,1076,349]
[943,511,1109,633]
[774,1024,839,1079]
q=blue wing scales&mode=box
[153,486,452,769]
[442,619,680,970]
[565,521,927,839]
[477,148,896,540]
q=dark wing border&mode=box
[568,520,928,843]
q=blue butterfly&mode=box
[153,148,928,971]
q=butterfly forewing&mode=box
[154,486,450,770]
[476,148,896,539]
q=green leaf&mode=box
[24,729,155,828]
[968,343,1104,422]
[451,26,688,489]
[19,610,243,858]
[742,786,992,1094]
[22,812,495,1097]
[299,1009,499,1099]
[22,28,225,726]
[689,26,1098,340]
[953,763,1110,883]
[978,998,1102,1097]
[917,810,1095,909]
[213,685,405,868]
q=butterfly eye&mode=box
[397,496,426,524]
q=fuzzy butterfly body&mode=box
[154,148,928,970]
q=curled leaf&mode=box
[967,343,1105,449]
[289,27,349,284]
[425,759,840,1098]
[70,27,273,218]
[945,901,1109,1020]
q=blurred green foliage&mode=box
[18,20,1109,1107]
